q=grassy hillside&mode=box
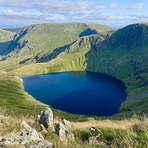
[0,107,148,148]
[3,27,21,32]
[87,23,113,33]
[0,29,15,54]
[6,23,112,59]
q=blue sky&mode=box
[0,0,148,28]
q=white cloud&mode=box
[108,3,121,9]
[0,0,146,28]
[127,3,144,9]
[0,0,122,12]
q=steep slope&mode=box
[73,23,148,114]
[6,23,112,59]
[0,29,15,55]
[86,23,148,87]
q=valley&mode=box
[0,22,148,118]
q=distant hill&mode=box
[3,28,21,33]
[6,23,112,57]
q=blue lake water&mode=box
[21,71,127,116]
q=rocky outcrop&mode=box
[55,119,75,145]
[89,127,108,147]
[37,107,55,132]
[0,121,53,148]
[55,122,68,145]
[0,107,76,147]
[62,119,75,141]
[36,107,75,145]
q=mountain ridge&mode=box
[5,23,112,57]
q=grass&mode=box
[0,29,15,42]
[0,29,15,54]
[8,23,112,58]
[0,112,147,148]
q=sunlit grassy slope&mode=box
[7,23,111,58]
[0,29,15,54]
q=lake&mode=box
[21,71,127,116]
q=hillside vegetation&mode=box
[6,23,111,59]
[0,29,15,54]
[0,22,147,119]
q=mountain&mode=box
[0,22,147,117]
[5,23,111,58]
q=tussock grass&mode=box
[71,118,138,130]
[0,112,147,148]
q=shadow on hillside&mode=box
[0,40,12,55]
[34,42,74,63]
[79,28,98,37]
[84,36,108,72]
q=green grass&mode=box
[0,29,15,54]
[0,75,46,116]
[0,29,15,42]
[1,113,147,148]
[8,23,112,59]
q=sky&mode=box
[0,0,148,28]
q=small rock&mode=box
[30,140,53,148]
[62,119,71,131]
[67,131,75,141]
[89,127,108,147]
[0,115,7,119]
[35,115,41,124]
[21,120,31,128]
[40,124,48,133]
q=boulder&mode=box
[39,107,55,132]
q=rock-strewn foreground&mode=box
[0,107,148,148]
[0,107,109,148]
